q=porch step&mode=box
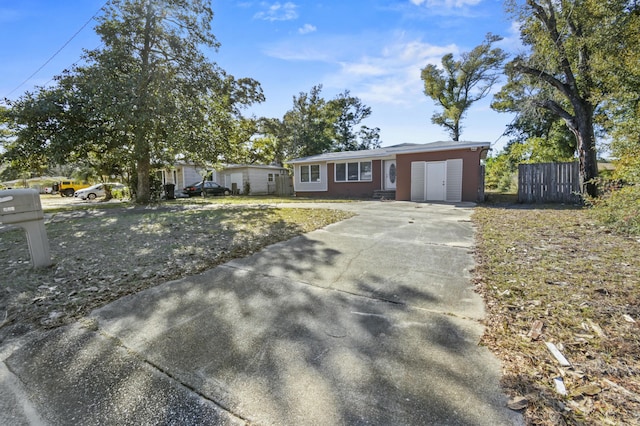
[373,190,396,200]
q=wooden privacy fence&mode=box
[274,175,293,196]
[518,162,581,203]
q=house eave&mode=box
[287,141,491,164]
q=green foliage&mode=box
[485,154,516,192]
[2,0,263,205]
[325,90,380,151]
[497,0,640,197]
[589,185,640,236]
[278,85,380,159]
[111,186,131,200]
[421,33,507,141]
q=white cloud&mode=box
[254,2,298,22]
[329,38,458,105]
[262,32,459,106]
[298,23,317,34]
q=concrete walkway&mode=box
[2,201,522,425]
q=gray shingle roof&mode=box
[287,141,490,164]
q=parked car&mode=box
[54,180,91,197]
[182,182,204,197]
[201,181,231,197]
[74,183,125,200]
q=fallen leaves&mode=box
[473,205,640,425]
[0,203,353,341]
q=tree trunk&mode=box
[573,111,599,198]
[452,121,460,142]
[136,147,151,204]
[133,2,154,204]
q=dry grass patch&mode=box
[473,204,640,425]
[0,203,353,343]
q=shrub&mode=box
[589,184,640,235]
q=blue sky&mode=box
[0,1,520,152]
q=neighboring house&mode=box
[158,162,213,191]
[218,164,289,195]
[287,141,490,202]
[158,162,289,195]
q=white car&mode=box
[74,183,125,200]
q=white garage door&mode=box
[410,159,463,202]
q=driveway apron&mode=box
[4,201,522,425]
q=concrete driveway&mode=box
[2,201,522,425]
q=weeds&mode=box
[588,185,640,236]
[473,204,640,425]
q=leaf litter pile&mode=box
[0,202,353,343]
[473,204,640,425]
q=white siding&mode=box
[246,168,274,194]
[230,172,243,193]
[412,160,462,202]
[410,162,426,202]
[294,163,328,192]
[182,167,202,187]
[445,159,463,202]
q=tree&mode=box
[3,0,263,203]
[90,0,263,203]
[492,78,577,163]
[327,90,381,151]
[278,86,381,159]
[498,0,638,197]
[421,34,507,141]
[598,2,640,183]
[282,85,334,158]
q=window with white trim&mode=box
[335,161,372,182]
[300,164,320,183]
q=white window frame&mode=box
[300,164,321,183]
[334,161,373,182]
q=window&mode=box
[360,162,372,180]
[300,164,320,183]
[268,173,274,182]
[335,163,346,181]
[335,161,372,182]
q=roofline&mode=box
[287,141,491,164]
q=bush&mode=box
[111,186,130,200]
[589,184,640,235]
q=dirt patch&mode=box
[473,203,640,425]
[0,201,353,344]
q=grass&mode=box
[473,198,640,425]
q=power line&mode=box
[3,2,109,100]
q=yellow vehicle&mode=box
[53,180,90,197]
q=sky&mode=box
[0,0,522,153]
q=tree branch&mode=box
[526,0,579,92]
[511,61,584,108]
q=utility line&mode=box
[3,1,109,100]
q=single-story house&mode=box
[158,162,289,195]
[219,164,289,195]
[287,141,490,202]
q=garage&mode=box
[410,159,463,202]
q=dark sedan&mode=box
[201,181,231,197]
[182,182,204,197]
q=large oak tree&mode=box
[3,0,263,203]
[497,0,638,197]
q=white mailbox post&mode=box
[0,189,52,268]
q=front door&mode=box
[426,161,446,201]
[384,160,397,190]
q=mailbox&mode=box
[0,189,52,268]
[0,189,44,223]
